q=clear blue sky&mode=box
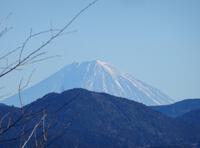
[0,0,200,100]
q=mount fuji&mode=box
[2,60,173,106]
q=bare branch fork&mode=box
[18,69,35,111]
[0,0,99,79]
[21,111,47,148]
[0,13,13,38]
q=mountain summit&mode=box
[2,60,173,106]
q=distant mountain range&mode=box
[1,60,173,106]
[0,89,199,148]
[152,98,200,117]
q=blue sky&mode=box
[0,0,200,100]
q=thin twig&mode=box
[21,113,47,148]
[0,0,99,78]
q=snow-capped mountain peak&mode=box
[2,60,174,106]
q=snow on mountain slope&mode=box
[1,60,174,106]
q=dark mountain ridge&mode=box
[151,98,200,118]
[0,89,199,147]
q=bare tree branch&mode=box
[0,0,99,79]
[0,13,13,39]
[0,112,10,131]
[21,113,47,148]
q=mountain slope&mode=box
[176,109,200,129]
[176,109,200,144]
[176,109,200,131]
[0,89,192,148]
[2,60,173,106]
[152,99,200,118]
